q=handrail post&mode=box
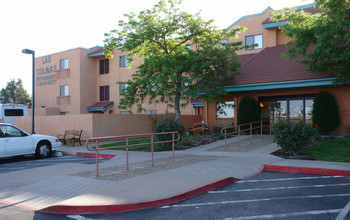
[270,119,272,136]
[172,133,175,162]
[126,138,129,171]
[224,128,227,151]
[261,121,263,140]
[96,140,99,177]
[238,125,240,147]
[250,123,252,144]
[151,135,154,166]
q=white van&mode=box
[0,104,29,125]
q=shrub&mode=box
[312,91,340,134]
[151,117,184,143]
[272,120,318,153]
[237,96,260,131]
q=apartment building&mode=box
[202,4,350,134]
[34,47,197,117]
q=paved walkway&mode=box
[0,135,349,214]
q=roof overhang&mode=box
[223,78,337,93]
[263,20,286,29]
[88,101,114,112]
[191,102,204,107]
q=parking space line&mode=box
[336,201,350,220]
[238,175,343,183]
[161,193,350,209]
[223,209,341,220]
[209,183,350,193]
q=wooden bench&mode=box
[188,123,209,135]
[58,129,83,147]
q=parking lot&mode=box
[90,171,350,220]
[0,154,110,174]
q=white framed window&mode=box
[119,55,129,67]
[119,84,129,94]
[145,110,157,115]
[60,85,69,96]
[60,59,69,70]
[220,39,228,44]
[216,101,234,119]
[245,34,262,50]
[120,111,130,114]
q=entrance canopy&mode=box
[88,101,114,112]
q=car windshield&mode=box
[0,125,23,137]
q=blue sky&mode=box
[0,0,313,93]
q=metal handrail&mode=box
[85,131,180,177]
[221,119,272,151]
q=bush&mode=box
[272,120,318,153]
[312,91,340,134]
[151,117,184,143]
[237,96,260,131]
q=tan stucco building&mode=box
[34,47,197,117]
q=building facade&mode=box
[34,47,197,117]
[202,4,350,134]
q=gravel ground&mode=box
[71,154,225,182]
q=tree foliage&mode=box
[0,79,31,107]
[237,96,260,131]
[312,91,340,134]
[104,0,245,122]
[271,0,350,83]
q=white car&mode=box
[0,123,61,158]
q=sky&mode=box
[0,0,314,94]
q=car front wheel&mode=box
[35,141,51,158]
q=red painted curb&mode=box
[264,165,350,176]
[39,177,238,214]
[76,152,117,159]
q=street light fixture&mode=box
[22,48,35,134]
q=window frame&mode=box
[60,58,69,70]
[216,101,235,119]
[99,59,109,74]
[99,85,110,101]
[60,85,69,97]
[245,34,263,50]
[119,55,129,67]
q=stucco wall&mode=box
[204,86,350,135]
[14,114,202,141]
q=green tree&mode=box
[312,91,340,134]
[103,0,245,123]
[237,96,260,130]
[271,0,350,83]
[0,79,31,107]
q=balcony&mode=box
[57,69,70,79]
[56,96,71,105]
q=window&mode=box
[4,109,24,117]
[99,59,109,74]
[100,86,109,101]
[119,55,129,67]
[245,34,262,50]
[60,112,69,115]
[216,101,234,119]
[60,59,69,70]
[60,85,69,96]
[120,111,130,114]
[220,39,228,44]
[120,84,129,95]
[145,110,157,115]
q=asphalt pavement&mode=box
[0,135,349,216]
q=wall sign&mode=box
[36,56,57,86]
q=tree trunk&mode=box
[174,94,181,124]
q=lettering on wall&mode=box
[36,56,57,86]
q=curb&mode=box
[58,151,117,159]
[264,164,350,176]
[39,177,238,214]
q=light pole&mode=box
[22,49,35,134]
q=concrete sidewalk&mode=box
[0,135,349,214]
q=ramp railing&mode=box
[221,119,272,151]
[85,131,180,177]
